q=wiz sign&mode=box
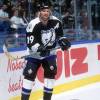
[37,47,89,82]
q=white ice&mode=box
[52,82,100,100]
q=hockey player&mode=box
[21,2,71,100]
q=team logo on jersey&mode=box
[54,23,59,29]
[41,28,56,46]
[50,66,54,70]
[28,69,33,74]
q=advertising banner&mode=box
[0,41,100,100]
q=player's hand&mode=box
[37,45,46,52]
[31,43,40,52]
[58,37,71,51]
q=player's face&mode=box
[40,8,51,22]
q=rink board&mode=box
[0,40,100,100]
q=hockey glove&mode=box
[37,45,46,52]
[31,43,40,53]
[58,37,71,51]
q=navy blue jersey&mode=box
[26,16,63,50]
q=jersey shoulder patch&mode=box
[26,17,40,32]
[50,15,60,21]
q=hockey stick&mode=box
[16,46,60,60]
[3,44,21,60]
[3,35,56,60]
[3,44,60,60]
